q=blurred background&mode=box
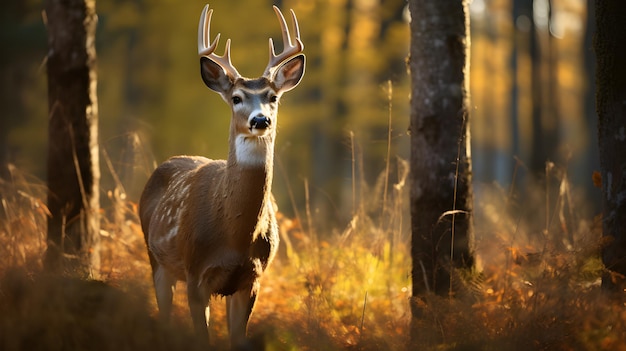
[0,0,597,232]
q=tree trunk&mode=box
[510,0,523,161]
[44,0,100,277]
[529,0,545,175]
[583,0,600,208]
[530,0,560,175]
[408,0,474,300]
[595,0,626,291]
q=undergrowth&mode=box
[1,154,625,350]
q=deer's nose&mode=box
[250,115,271,130]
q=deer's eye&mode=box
[269,95,278,103]
[232,96,242,105]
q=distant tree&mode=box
[510,0,525,161]
[595,0,626,291]
[44,0,100,277]
[0,2,45,180]
[530,0,560,175]
[408,0,474,303]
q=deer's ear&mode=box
[200,56,234,94]
[272,54,305,93]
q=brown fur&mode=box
[140,154,278,294]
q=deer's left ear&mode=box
[272,54,305,93]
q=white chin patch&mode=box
[235,135,268,166]
[249,127,270,137]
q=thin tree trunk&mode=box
[408,0,474,302]
[510,0,522,162]
[530,0,560,174]
[44,0,100,277]
[545,0,560,164]
[595,0,626,291]
[529,0,545,175]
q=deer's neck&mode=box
[221,132,275,245]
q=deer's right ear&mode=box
[200,57,234,95]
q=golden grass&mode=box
[1,159,625,350]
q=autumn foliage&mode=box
[1,161,625,350]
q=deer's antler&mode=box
[263,6,305,78]
[198,4,241,79]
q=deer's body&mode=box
[139,5,304,348]
[140,155,277,293]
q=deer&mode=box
[138,4,305,348]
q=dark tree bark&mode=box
[595,0,626,291]
[408,0,474,301]
[583,0,600,207]
[44,0,100,277]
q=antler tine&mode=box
[198,4,240,79]
[216,39,241,78]
[198,5,220,56]
[263,6,304,77]
[290,9,301,42]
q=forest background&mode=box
[1,0,616,349]
[0,0,597,228]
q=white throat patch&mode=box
[235,135,270,167]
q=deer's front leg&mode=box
[153,265,176,323]
[226,285,258,347]
[187,279,210,344]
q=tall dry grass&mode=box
[0,153,412,350]
[1,133,625,350]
